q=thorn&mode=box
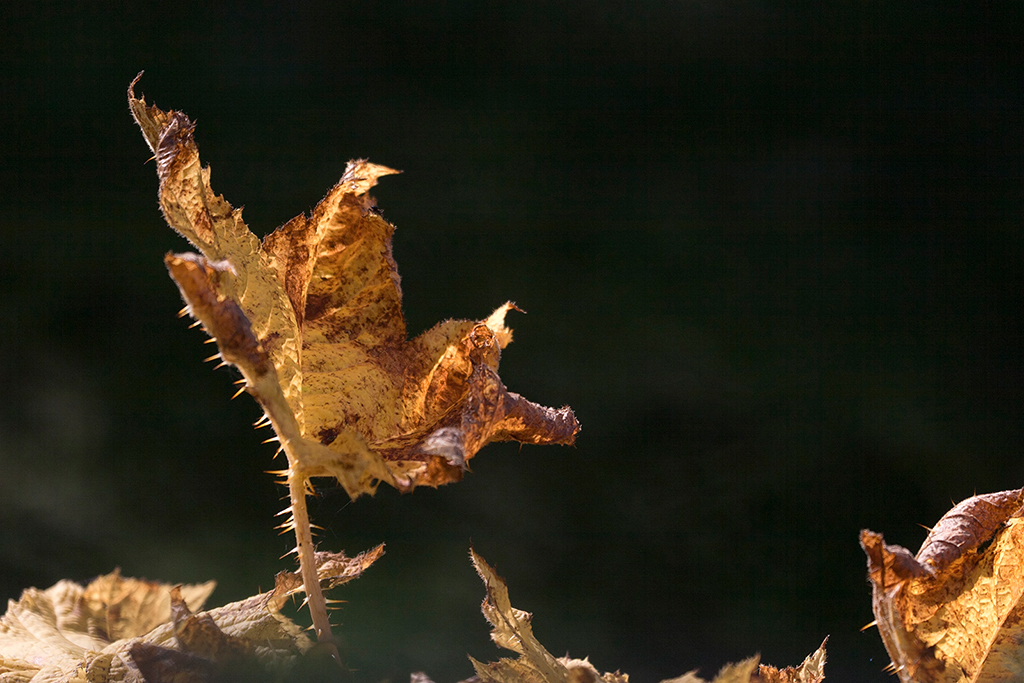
[274,446,285,458]
[213,362,229,370]
[262,436,280,445]
[266,469,291,477]
[203,353,221,363]
[188,320,203,329]
[279,547,298,559]
[203,337,217,344]
[177,306,190,318]
[918,524,933,532]
[860,620,878,632]
[254,415,272,428]
[233,378,246,385]
[146,154,157,164]
[275,506,294,517]
[230,386,247,400]
[310,523,324,531]
[325,598,347,605]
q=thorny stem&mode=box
[287,463,336,651]
[247,372,340,664]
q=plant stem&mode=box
[287,464,336,649]
[248,372,340,662]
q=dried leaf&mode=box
[468,551,823,683]
[269,545,385,610]
[861,487,1024,682]
[656,657,759,683]
[756,638,827,683]
[129,75,579,499]
[0,560,383,682]
[469,550,624,683]
[0,571,214,683]
[130,73,578,649]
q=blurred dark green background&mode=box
[1,2,1021,681]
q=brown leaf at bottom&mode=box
[468,550,825,683]
[757,638,827,683]
[0,562,388,682]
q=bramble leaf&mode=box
[468,550,826,683]
[129,73,578,649]
[0,560,374,683]
[862,488,1024,682]
[129,75,578,497]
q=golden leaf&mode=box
[129,72,579,651]
[861,487,1024,682]
[128,75,578,498]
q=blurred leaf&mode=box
[468,550,825,683]
[0,565,346,682]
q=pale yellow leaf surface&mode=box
[0,551,379,683]
[0,571,212,683]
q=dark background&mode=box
[1,2,1021,681]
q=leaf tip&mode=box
[483,302,523,348]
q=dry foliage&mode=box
[0,550,825,683]
[43,73,1024,682]
[862,487,1024,681]
[464,550,826,683]
[0,548,379,682]
[126,73,578,648]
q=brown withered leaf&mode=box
[468,550,825,683]
[0,557,375,682]
[128,74,579,498]
[755,638,827,683]
[469,549,627,683]
[269,544,385,609]
[657,657,759,683]
[861,487,1024,682]
[656,641,826,683]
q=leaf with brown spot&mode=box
[129,76,578,496]
[862,488,1024,682]
[129,73,578,650]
